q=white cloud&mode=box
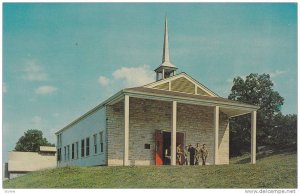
[112,64,155,87]
[35,85,57,95]
[52,113,60,117]
[226,78,233,83]
[31,116,42,127]
[269,70,287,78]
[3,83,7,93]
[98,76,110,86]
[23,60,47,81]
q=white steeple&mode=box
[155,16,177,81]
[162,16,170,63]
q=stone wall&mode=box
[106,97,229,166]
[106,102,125,166]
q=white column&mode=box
[214,106,219,165]
[251,111,257,164]
[171,101,177,166]
[162,69,165,79]
[124,95,129,166]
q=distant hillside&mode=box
[3,151,297,188]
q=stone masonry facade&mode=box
[106,97,229,166]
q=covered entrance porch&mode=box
[107,87,258,166]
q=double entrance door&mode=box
[155,130,184,165]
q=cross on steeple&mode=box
[154,16,177,81]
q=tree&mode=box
[14,129,54,152]
[228,73,284,156]
[271,113,297,149]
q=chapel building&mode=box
[55,17,258,167]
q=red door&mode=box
[155,130,163,165]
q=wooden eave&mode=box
[144,72,219,97]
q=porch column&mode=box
[214,106,219,165]
[251,110,257,164]
[124,95,130,166]
[171,101,177,166]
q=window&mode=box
[100,131,104,153]
[81,139,85,157]
[67,145,70,160]
[86,137,90,156]
[64,146,66,161]
[57,148,61,161]
[144,144,150,149]
[72,143,74,159]
[76,142,79,159]
[93,134,97,154]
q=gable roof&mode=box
[144,72,219,97]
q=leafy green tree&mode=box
[14,129,54,152]
[271,113,297,149]
[228,73,284,156]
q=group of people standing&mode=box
[176,143,209,165]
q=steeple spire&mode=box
[162,16,170,63]
[154,16,177,81]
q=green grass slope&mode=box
[3,151,296,188]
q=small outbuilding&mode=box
[6,146,56,179]
[55,17,258,167]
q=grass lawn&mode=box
[3,150,297,188]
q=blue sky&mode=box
[3,3,297,162]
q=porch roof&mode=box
[123,86,259,118]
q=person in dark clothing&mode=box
[188,144,195,165]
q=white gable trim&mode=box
[144,72,219,97]
[123,89,258,111]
